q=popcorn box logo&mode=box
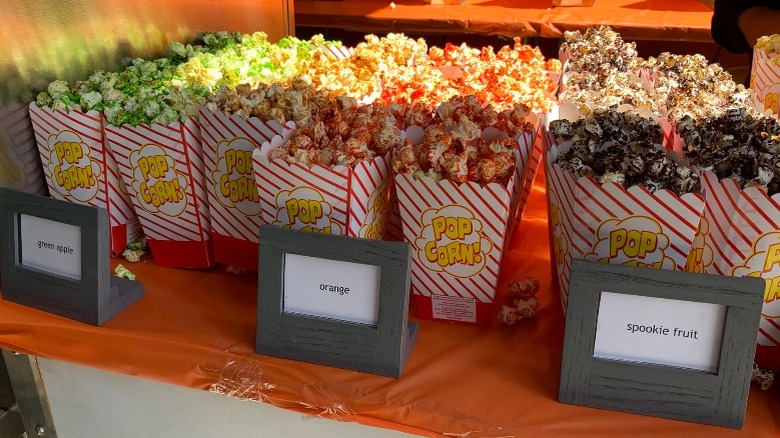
[762,85,780,115]
[129,144,188,217]
[46,131,101,202]
[732,232,780,316]
[585,216,675,269]
[414,205,494,278]
[685,217,713,273]
[358,178,390,239]
[213,137,261,216]
[274,186,342,234]
[549,202,569,268]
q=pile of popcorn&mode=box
[647,53,754,121]
[756,34,780,64]
[392,95,534,186]
[560,26,755,124]
[676,108,780,194]
[301,33,426,103]
[204,78,352,126]
[550,107,700,195]
[560,26,641,86]
[35,32,243,124]
[268,103,402,167]
[498,276,540,326]
[379,39,560,112]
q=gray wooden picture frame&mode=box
[0,188,143,326]
[559,259,764,429]
[257,225,418,378]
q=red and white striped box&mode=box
[694,172,780,369]
[199,108,295,271]
[395,175,516,326]
[0,103,46,195]
[251,136,393,239]
[394,127,534,326]
[105,119,215,268]
[28,103,141,255]
[751,44,780,116]
[506,115,541,231]
[545,122,705,310]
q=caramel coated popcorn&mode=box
[270,103,402,167]
[204,78,353,126]
[647,53,753,121]
[392,96,535,186]
[756,34,780,64]
[498,277,540,325]
[300,33,427,101]
[561,26,641,82]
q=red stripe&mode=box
[765,317,780,333]
[180,122,209,240]
[138,123,180,143]
[742,190,780,230]
[622,187,693,246]
[457,183,506,238]
[215,111,260,144]
[709,184,750,257]
[137,212,197,240]
[593,181,632,216]
[758,328,780,347]
[105,128,188,168]
[413,258,470,300]
[210,203,258,239]
[51,111,102,144]
[263,162,347,213]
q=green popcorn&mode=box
[36,91,53,108]
[47,80,70,98]
[126,236,148,251]
[114,264,136,280]
[79,91,103,111]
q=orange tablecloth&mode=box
[294,0,715,42]
[0,171,778,437]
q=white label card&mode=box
[19,214,82,281]
[593,292,726,373]
[283,253,381,326]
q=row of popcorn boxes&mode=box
[545,107,780,369]
[29,103,211,267]
[28,101,539,327]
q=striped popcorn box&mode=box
[751,43,780,116]
[105,119,215,268]
[0,103,46,195]
[395,173,518,326]
[506,115,541,232]
[545,140,705,311]
[28,103,141,256]
[251,136,393,239]
[199,107,295,270]
[696,172,780,369]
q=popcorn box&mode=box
[251,136,392,240]
[395,175,516,326]
[0,103,46,195]
[694,172,780,369]
[508,114,542,229]
[28,103,141,255]
[199,108,295,271]
[105,119,215,268]
[394,127,534,326]
[545,107,705,310]
[751,43,780,116]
